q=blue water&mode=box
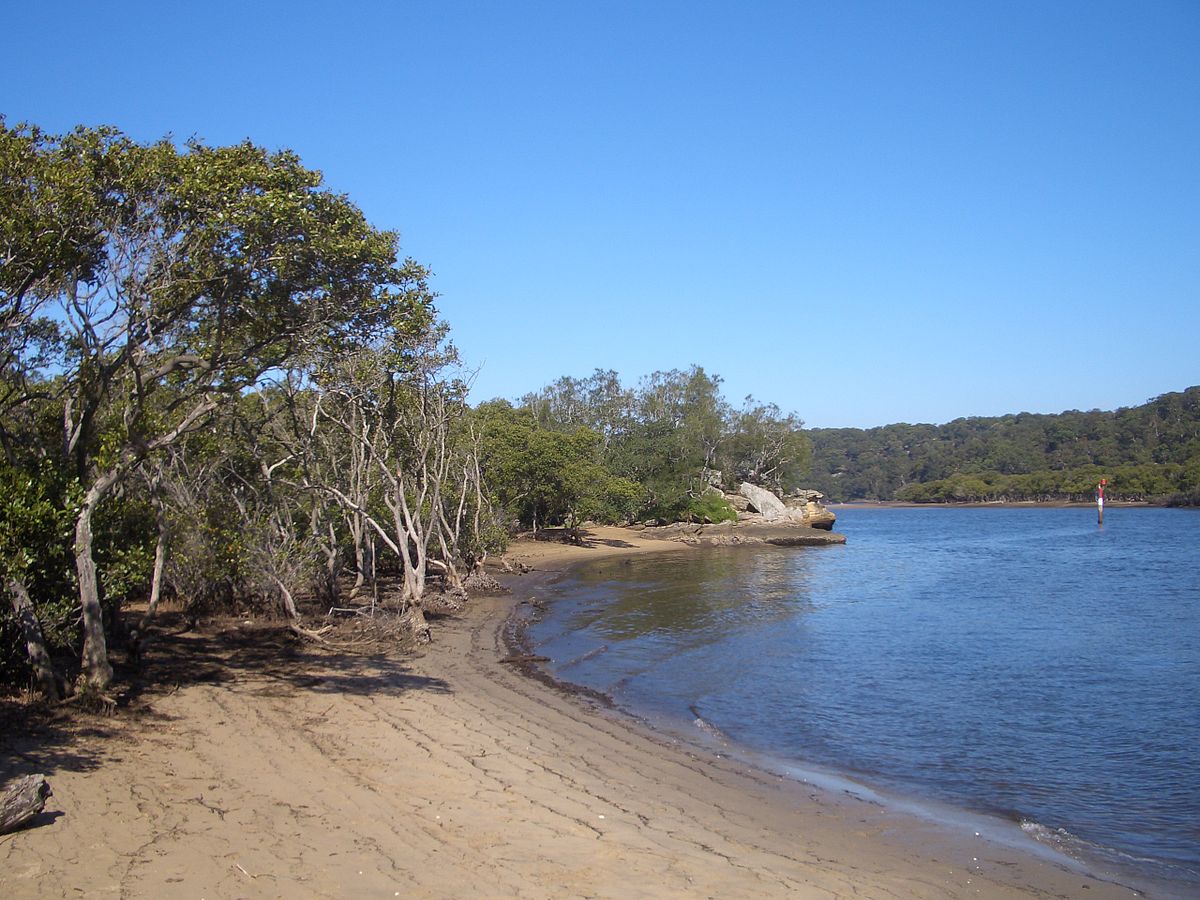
[526,507,1200,894]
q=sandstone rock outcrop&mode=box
[736,483,836,530]
[785,490,836,530]
[738,482,791,520]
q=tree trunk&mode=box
[140,487,170,631]
[434,524,464,593]
[75,479,115,689]
[272,574,302,622]
[5,576,63,702]
[323,519,340,603]
[388,491,426,604]
[309,506,340,604]
[407,597,431,643]
[0,775,52,835]
[364,533,376,608]
[470,447,488,571]
[349,513,367,596]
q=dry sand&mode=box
[1,527,1143,898]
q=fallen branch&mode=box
[327,606,374,618]
[289,623,336,645]
[499,654,550,665]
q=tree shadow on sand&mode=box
[531,527,636,550]
[585,535,637,549]
[0,612,449,789]
[126,615,451,701]
[0,708,119,783]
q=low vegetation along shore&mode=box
[2,528,1143,899]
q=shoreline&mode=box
[493,527,1154,897]
[1,526,1151,898]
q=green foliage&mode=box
[473,401,643,530]
[0,461,79,682]
[165,510,248,611]
[895,462,1194,503]
[721,398,811,495]
[811,387,1200,503]
[560,462,643,530]
[93,491,155,606]
[3,118,431,471]
[518,366,812,524]
[685,492,739,524]
[1,117,451,688]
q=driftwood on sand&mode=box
[0,774,52,835]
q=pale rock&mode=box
[785,490,836,530]
[734,482,792,525]
[738,482,836,530]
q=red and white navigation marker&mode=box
[1097,477,1106,525]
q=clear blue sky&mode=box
[6,1,1198,428]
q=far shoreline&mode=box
[829,499,1159,509]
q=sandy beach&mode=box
[1,527,1143,898]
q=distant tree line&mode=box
[805,388,1200,505]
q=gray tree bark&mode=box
[5,576,63,701]
[75,477,116,689]
[0,775,52,834]
[142,479,170,629]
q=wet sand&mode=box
[1,527,1144,898]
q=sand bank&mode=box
[1,527,1142,898]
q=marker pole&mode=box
[1097,478,1106,525]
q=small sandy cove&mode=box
[2,527,1138,898]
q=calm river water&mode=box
[525,507,1200,895]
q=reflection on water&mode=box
[527,508,1200,895]
[566,550,817,641]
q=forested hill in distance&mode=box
[805,387,1200,505]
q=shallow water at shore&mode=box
[526,507,1200,895]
